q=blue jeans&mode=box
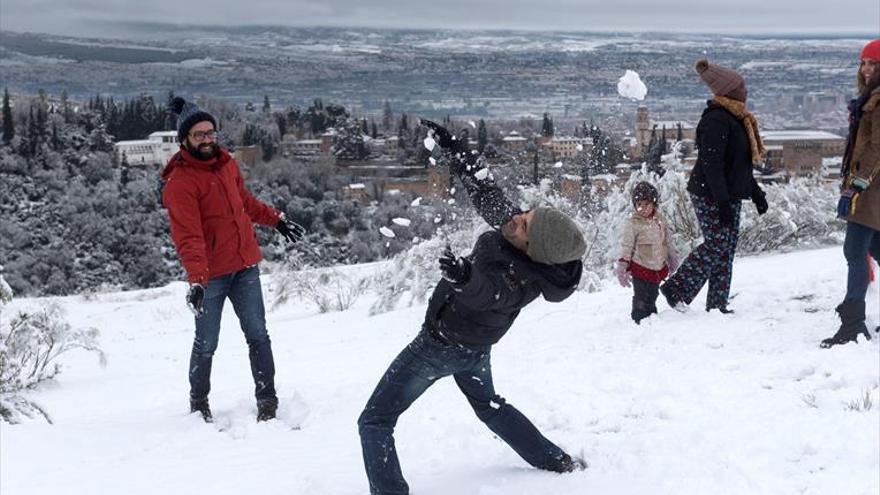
[189,265,276,403]
[844,221,880,302]
[663,194,741,310]
[357,329,567,495]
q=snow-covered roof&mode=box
[561,174,582,181]
[348,183,366,189]
[822,156,843,166]
[762,130,844,141]
[149,131,178,138]
[115,139,155,147]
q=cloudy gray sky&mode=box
[2,0,878,37]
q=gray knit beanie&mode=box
[526,207,586,265]
[169,97,217,142]
[695,59,747,102]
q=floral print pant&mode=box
[663,193,741,310]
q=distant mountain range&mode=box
[0,28,865,132]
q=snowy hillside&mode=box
[1,246,878,495]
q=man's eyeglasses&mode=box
[189,130,218,142]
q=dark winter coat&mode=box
[161,147,281,284]
[424,230,582,347]
[687,102,764,205]
[845,88,880,231]
[422,158,582,347]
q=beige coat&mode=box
[848,89,880,231]
[619,212,675,270]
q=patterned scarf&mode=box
[713,96,766,166]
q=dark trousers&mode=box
[357,329,567,495]
[632,277,660,323]
[189,265,277,403]
[843,221,880,302]
[663,193,741,310]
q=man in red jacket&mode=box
[162,97,305,423]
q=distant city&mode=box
[0,27,867,137]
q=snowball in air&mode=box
[474,168,490,180]
[617,70,648,101]
[411,197,422,207]
[554,161,563,168]
[379,226,396,238]
[392,217,411,227]
[423,136,437,151]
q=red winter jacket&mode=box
[161,148,281,284]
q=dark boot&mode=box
[706,306,734,314]
[546,453,588,473]
[257,398,278,422]
[190,397,213,423]
[660,283,688,312]
[820,300,871,348]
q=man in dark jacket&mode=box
[660,60,769,313]
[357,121,587,495]
[162,97,305,422]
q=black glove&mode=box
[420,119,457,150]
[186,284,205,317]
[717,202,735,226]
[439,245,471,284]
[752,191,768,215]
[276,215,306,243]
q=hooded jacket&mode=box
[619,211,675,272]
[424,230,582,347]
[423,155,583,347]
[161,147,280,284]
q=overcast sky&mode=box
[2,0,878,37]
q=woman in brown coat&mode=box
[821,39,880,348]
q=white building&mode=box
[114,131,179,167]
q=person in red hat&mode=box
[821,39,880,348]
[659,59,768,314]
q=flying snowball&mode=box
[423,136,437,151]
[617,70,648,101]
[379,226,396,238]
[392,217,411,227]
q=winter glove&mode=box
[717,202,735,226]
[439,245,471,284]
[614,260,632,288]
[420,119,458,150]
[666,250,680,274]
[276,215,306,243]
[752,191,769,216]
[186,284,206,318]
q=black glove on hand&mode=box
[439,245,471,284]
[187,284,205,318]
[717,202,736,226]
[276,215,306,243]
[752,191,769,216]
[420,119,457,150]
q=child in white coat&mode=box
[615,182,680,323]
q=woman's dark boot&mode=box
[820,300,871,348]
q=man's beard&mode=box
[187,142,217,160]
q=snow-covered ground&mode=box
[2,246,878,495]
